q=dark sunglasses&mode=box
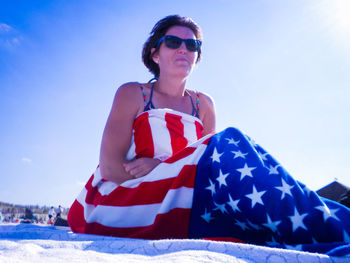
[155,35,202,52]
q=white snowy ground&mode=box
[0,224,346,263]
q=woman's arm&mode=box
[199,92,216,137]
[99,82,143,185]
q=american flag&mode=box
[68,109,209,239]
[189,127,350,255]
[68,110,350,256]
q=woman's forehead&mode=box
[165,26,196,39]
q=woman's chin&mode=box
[172,66,194,78]
[171,71,191,79]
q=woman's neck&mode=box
[155,75,188,97]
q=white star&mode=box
[317,203,341,222]
[301,185,312,196]
[289,208,308,232]
[344,230,350,243]
[328,207,341,222]
[263,214,281,233]
[211,148,223,163]
[201,208,214,223]
[216,169,229,187]
[205,178,216,196]
[225,137,240,147]
[267,164,280,175]
[245,185,266,208]
[247,220,260,230]
[213,202,227,214]
[231,150,248,159]
[258,151,269,161]
[227,194,241,213]
[246,136,257,147]
[236,163,256,181]
[235,220,249,231]
[285,244,303,251]
[315,205,333,221]
[266,236,279,246]
[275,178,294,200]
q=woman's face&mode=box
[152,26,199,79]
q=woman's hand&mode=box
[123,158,161,179]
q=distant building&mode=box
[317,181,350,208]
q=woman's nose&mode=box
[177,41,187,52]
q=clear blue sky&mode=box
[1,0,349,208]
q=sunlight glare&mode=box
[317,0,350,55]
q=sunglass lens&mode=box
[165,37,182,49]
[163,36,200,52]
[185,40,198,52]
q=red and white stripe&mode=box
[68,109,211,239]
[126,109,203,161]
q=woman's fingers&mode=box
[123,158,161,178]
[133,170,149,178]
[123,159,146,177]
[123,160,139,173]
[129,165,146,177]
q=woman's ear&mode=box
[151,48,159,64]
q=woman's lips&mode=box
[174,57,189,63]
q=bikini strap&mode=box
[139,84,147,104]
[195,91,200,115]
[186,90,200,118]
[141,82,156,111]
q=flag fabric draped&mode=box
[68,109,350,256]
[68,136,210,239]
[190,127,350,255]
[68,109,208,239]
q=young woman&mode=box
[68,15,350,254]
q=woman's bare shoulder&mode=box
[116,82,153,97]
[187,89,215,108]
[113,82,143,103]
[109,82,144,115]
[198,91,215,107]
[116,82,141,95]
[187,90,215,134]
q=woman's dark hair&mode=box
[142,15,203,78]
